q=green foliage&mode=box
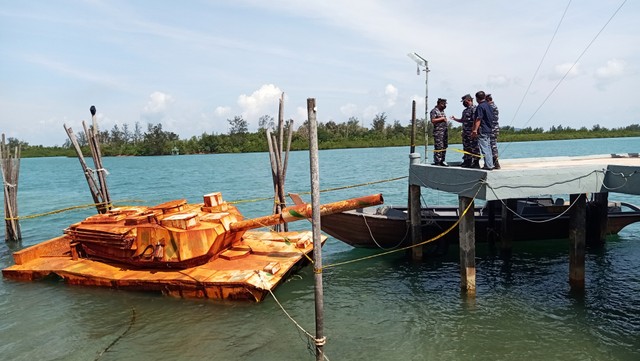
[16,118,640,158]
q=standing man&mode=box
[486,94,500,169]
[430,98,449,166]
[450,94,479,168]
[472,91,495,170]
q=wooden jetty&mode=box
[408,153,640,294]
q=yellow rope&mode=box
[4,199,145,221]
[321,184,482,270]
[429,147,483,158]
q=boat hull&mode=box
[320,201,640,249]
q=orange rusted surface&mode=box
[2,230,325,302]
[230,193,384,231]
[2,191,381,301]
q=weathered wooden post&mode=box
[63,106,112,214]
[265,93,292,232]
[1,134,21,241]
[569,193,586,289]
[459,195,476,295]
[307,98,325,361]
[409,152,423,261]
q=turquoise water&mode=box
[1,138,639,360]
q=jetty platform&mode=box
[2,231,324,302]
[408,153,640,294]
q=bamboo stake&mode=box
[282,119,293,183]
[265,128,281,231]
[307,98,325,361]
[64,125,103,213]
[89,107,111,207]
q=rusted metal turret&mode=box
[64,192,383,269]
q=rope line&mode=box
[256,271,331,361]
[94,307,136,361]
[4,199,144,221]
[321,183,483,270]
[229,176,407,205]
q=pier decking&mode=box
[410,153,640,200]
[408,153,640,294]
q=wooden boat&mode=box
[2,192,383,301]
[291,195,640,250]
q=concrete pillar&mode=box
[569,193,586,289]
[459,196,476,295]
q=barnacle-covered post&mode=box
[1,134,22,241]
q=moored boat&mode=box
[293,195,640,250]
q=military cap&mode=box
[461,94,472,102]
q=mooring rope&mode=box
[319,183,483,270]
[229,176,407,205]
[256,271,331,361]
[94,307,136,361]
[3,199,144,221]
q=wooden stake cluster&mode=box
[63,106,112,214]
[1,134,21,241]
[266,93,294,231]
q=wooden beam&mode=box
[409,153,422,261]
[459,195,476,294]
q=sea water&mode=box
[1,137,639,360]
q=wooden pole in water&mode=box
[569,193,586,289]
[409,152,422,260]
[1,134,22,241]
[265,128,281,230]
[63,125,103,213]
[307,98,325,361]
[459,195,476,295]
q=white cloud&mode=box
[143,91,174,114]
[214,106,231,117]
[551,62,581,79]
[340,103,358,117]
[595,59,626,79]
[237,84,283,125]
[487,75,510,88]
[384,84,398,107]
[594,59,627,90]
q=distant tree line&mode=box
[12,114,640,158]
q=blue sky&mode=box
[0,0,637,146]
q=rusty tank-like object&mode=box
[63,192,383,269]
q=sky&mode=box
[0,0,638,146]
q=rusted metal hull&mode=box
[2,231,325,302]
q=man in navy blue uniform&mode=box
[430,98,449,166]
[471,91,495,170]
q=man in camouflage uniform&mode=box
[430,98,449,166]
[450,94,479,168]
[486,94,500,169]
